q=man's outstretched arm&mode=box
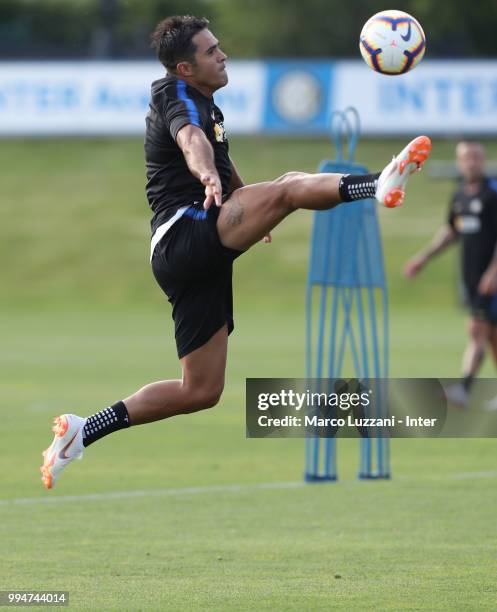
[176,124,222,209]
[404,224,458,278]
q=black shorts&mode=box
[464,285,497,324]
[151,204,243,359]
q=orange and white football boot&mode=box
[40,414,86,489]
[376,135,432,208]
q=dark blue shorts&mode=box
[151,204,243,359]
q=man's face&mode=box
[456,142,486,182]
[185,29,228,92]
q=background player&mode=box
[41,15,431,489]
[404,141,497,407]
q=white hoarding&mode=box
[214,62,265,133]
[0,61,264,135]
[1,60,497,136]
[333,60,497,135]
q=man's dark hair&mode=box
[151,15,209,72]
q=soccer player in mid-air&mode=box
[41,15,431,488]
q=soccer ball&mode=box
[359,10,426,75]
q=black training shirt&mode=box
[448,177,497,291]
[145,74,232,233]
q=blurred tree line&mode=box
[0,0,496,59]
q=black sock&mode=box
[338,173,380,202]
[82,401,130,447]
[462,375,474,392]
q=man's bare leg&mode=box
[462,317,489,381]
[124,324,228,425]
[217,136,432,252]
[218,172,342,251]
[446,317,490,407]
[40,326,229,488]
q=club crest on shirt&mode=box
[214,121,227,143]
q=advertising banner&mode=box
[0,60,496,136]
[0,61,264,135]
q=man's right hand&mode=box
[201,173,222,210]
[403,256,426,278]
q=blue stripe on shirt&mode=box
[176,79,201,127]
[184,206,208,221]
[488,178,497,195]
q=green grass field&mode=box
[1,137,497,610]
